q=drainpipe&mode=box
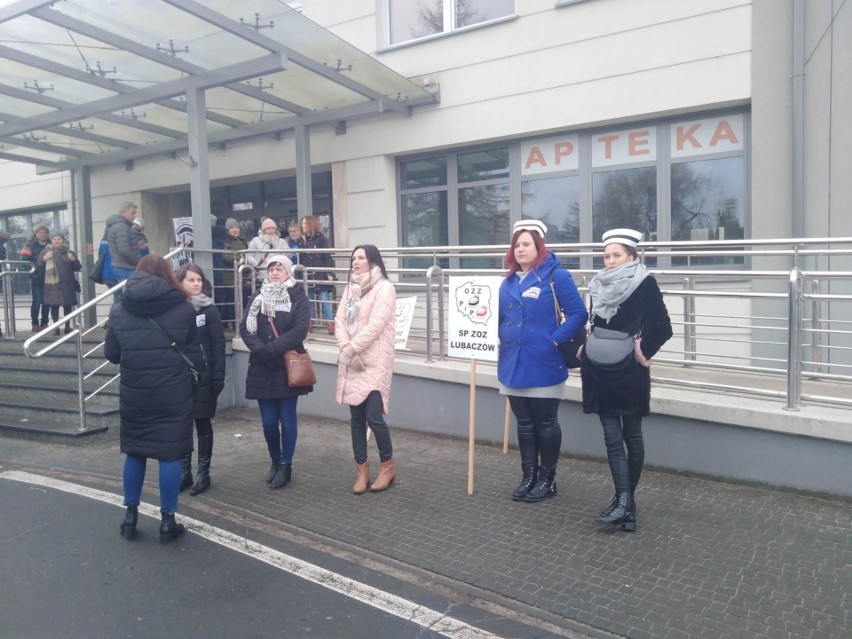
[792,0,805,239]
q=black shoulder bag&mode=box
[149,318,202,388]
[549,273,587,369]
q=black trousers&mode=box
[507,396,562,469]
[599,414,644,493]
[350,390,393,464]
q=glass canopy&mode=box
[0,0,437,172]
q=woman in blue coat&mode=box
[105,255,196,543]
[176,264,226,497]
[498,220,587,503]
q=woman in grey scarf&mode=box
[581,229,672,532]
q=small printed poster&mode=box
[394,296,417,350]
[447,276,502,362]
[171,216,194,270]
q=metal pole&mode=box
[74,317,88,432]
[785,265,802,410]
[810,279,823,375]
[425,266,435,362]
[437,268,446,360]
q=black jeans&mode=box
[507,396,562,469]
[350,390,393,464]
[599,414,644,494]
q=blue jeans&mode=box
[30,278,49,325]
[122,454,181,513]
[258,396,299,464]
[111,267,135,303]
[309,287,333,322]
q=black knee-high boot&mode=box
[179,454,193,492]
[189,433,213,496]
[512,417,538,501]
[524,419,561,502]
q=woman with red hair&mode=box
[498,220,587,503]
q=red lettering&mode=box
[676,124,701,150]
[554,141,574,164]
[709,120,739,147]
[524,146,547,169]
[628,131,650,156]
[597,134,619,159]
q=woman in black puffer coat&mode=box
[581,229,672,533]
[105,255,197,544]
[175,264,226,497]
[240,254,312,489]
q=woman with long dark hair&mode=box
[498,220,587,503]
[335,245,397,493]
[240,254,312,489]
[581,229,672,532]
[299,215,336,334]
[105,255,197,543]
[175,264,226,496]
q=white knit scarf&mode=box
[245,278,296,334]
[344,265,383,334]
[588,260,649,322]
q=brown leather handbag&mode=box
[268,318,316,387]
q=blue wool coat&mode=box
[498,251,587,389]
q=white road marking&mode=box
[1,469,502,639]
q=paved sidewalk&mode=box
[1,406,849,639]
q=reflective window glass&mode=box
[521,175,580,268]
[459,184,509,269]
[671,157,745,265]
[400,157,447,189]
[389,0,442,44]
[593,167,657,267]
[457,0,514,28]
[401,191,448,270]
[458,148,509,183]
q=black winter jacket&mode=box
[581,276,672,417]
[186,301,227,419]
[105,272,196,460]
[240,285,313,400]
[298,232,335,292]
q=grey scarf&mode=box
[190,293,213,312]
[588,260,649,322]
[245,278,296,334]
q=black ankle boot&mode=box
[179,454,193,493]
[270,463,292,489]
[512,463,538,501]
[594,492,636,531]
[597,493,619,519]
[189,434,212,496]
[120,505,138,539]
[524,466,557,502]
[265,460,279,483]
[159,511,186,543]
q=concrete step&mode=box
[0,397,119,433]
[0,414,109,446]
[0,367,119,390]
[0,382,118,406]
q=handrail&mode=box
[13,239,852,429]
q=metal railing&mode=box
[12,238,852,433]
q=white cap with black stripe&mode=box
[601,228,643,248]
[512,219,548,239]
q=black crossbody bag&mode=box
[149,318,202,388]
[549,273,587,369]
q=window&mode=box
[0,206,68,295]
[388,0,514,45]
[397,111,748,270]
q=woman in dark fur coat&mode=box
[581,229,672,532]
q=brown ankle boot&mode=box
[352,461,370,494]
[370,459,395,492]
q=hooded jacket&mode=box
[105,272,196,460]
[498,251,587,389]
[105,213,141,270]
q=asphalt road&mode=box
[0,473,542,639]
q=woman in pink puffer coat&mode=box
[335,245,397,494]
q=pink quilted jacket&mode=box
[334,278,396,412]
